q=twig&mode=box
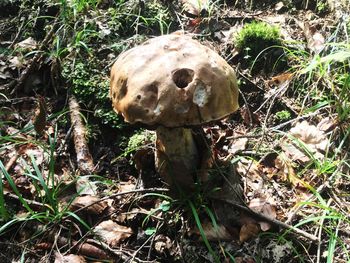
[147,221,162,260]
[69,95,95,175]
[5,153,19,172]
[5,192,46,210]
[8,19,25,49]
[4,144,27,172]
[128,233,154,263]
[214,197,319,243]
[85,239,132,262]
[68,188,169,215]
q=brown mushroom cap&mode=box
[110,34,239,127]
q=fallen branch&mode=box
[214,198,319,243]
[69,95,95,175]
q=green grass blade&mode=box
[188,200,220,263]
[0,166,9,220]
[29,155,56,213]
[0,161,33,214]
[0,218,19,234]
[65,211,90,231]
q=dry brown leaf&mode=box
[304,22,325,54]
[94,220,133,247]
[240,106,260,126]
[289,120,329,158]
[239,223,260,243]
[33,96,47,136]
[8,56,23,69]
[70,196,108,215]
[76,176,98,196]
[237,158,263,192]
[275,154,307,188]
[228,137,248,155]
[267,72,293,87]
[154,235,172,255]
[248,198,277,231]
[181,0,209,16]
[15,37,37,50]
[317,117,337,132]
[54,253,86,263]
[281,142,310,163]
[196,222,233,241]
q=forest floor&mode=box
[0,0,350,262]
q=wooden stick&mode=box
[69,95,95,175]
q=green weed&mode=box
[275,110,291,121]
[0,128,88,235]
[62,60,122,129]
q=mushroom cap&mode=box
[110,34,239,127]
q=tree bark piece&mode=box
[69,95,94,175]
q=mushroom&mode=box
[110,34,239,191]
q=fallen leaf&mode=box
[8,56,23,69]
[32,96,47,136]
[267,72,293,87]
[154,235,172,255]
[76,176,98,196]
[248,198,276,231]
[94,220,133,247]
[281,142,310,163]
[289,120,329,155]
[303,22,325,54]
[274,1,286,12]
[0,70,12,80]
[15,37,37,50]
[54,253,86,263]
[228,137,248,155]
[317,117,337,132]
[194,221,233,241]
[240,106,260,126]
[70,196,108,215]
[239,223,260,242]
[237,158,263,192]
[275,154,307,188]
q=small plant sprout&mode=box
[276,110,291,121]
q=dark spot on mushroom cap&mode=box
[137,95,141,100]
[145,83,158,94]
[117,78,128,100]
[172,68,194,89]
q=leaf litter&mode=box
[0,0,349,262]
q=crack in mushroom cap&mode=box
[110,34,239,127]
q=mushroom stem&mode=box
[155,126,199,190]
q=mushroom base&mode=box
[155,126,199,191]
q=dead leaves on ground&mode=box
[234,119,334,241]
[94,220,133,247]
[282,120,331,163]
